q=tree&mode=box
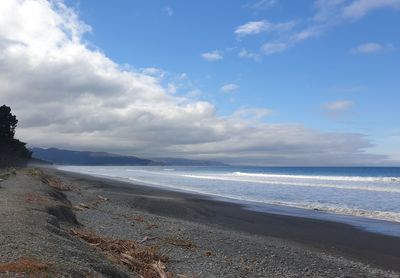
[0,105,32,167]
[0,105,18,140]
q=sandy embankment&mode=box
[0,168,399,277]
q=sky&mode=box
[0,0,399,166]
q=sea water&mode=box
[58,165,400,226]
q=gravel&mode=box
[0,169,132,278]
[0,168,399,277]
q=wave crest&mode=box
[234,172,400,183]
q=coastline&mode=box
[1,167,400,277]
[57,165,400,226]
[53,168,400,272]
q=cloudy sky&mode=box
[0,0,399,166]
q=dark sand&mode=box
[52,168,400,273]
[2,167,400,277]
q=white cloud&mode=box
[257,0,399,57]
[233,107,273,120]
[261,42,288,55]
[313,0,348,21]
[351,42,393,54]
[235,20,296,37]
[201,50,223,61]
[0,0,392,166]
[325,100,353,111]
[323,100,354,119]
[247,0,278,10]
[291,26,322,42]
[343,0,400,19]
[185,89,202,98]
[238,49,261,61]
[167,83,178,94]
[232,10,323,57]
[220,83,239,93]
[141,67,166,78]
[178,73,188,80]
[314,0,400,21]
[235,20,268,36]
[232,0,400,60]
[272,21,298,32]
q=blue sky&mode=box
[65,0,400,159]
[1,0,399,165]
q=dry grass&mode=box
[163,237,195,250]
[70,228,173,278]
[0,168,16,180]
[145,224,158,230]
[132,215,145,223]
[0,257,52,276]
[24,192,49,205]
[0,173,9,180]
[203,251,216,257]
[41,176,73,191]
[73,195,110,211]
[28,168,43,177]
[28,168,74,191]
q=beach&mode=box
[1,167,400,277]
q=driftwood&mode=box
[70,228,173,278]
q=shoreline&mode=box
[56,167,400,238]
[52,167,400,273]
[1,167,400,277]
[57,165,400,229]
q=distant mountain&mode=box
[151,157,227,166]
[29,157,53,165]
[31,148,228,166]
[31,148,153,166]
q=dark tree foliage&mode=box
[0,105,32,167]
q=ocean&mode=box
[58,165,400,226]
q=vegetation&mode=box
[0,105,31,167]
[70,228,173,278]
